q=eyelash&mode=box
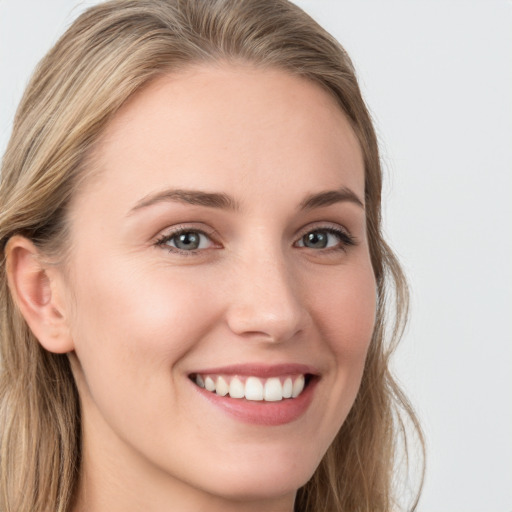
[155,227,217,255]
[295,226,356,252]
[155,225,356,255]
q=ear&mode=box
[5,235,74,354]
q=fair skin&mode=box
[7,64,376,512]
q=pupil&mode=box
[176,232,199,250]
[305,231,327,248]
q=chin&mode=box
[190,447,320,502]
[207,471,311,504]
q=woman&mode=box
[0,0,423,511]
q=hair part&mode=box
[0,1,424,510]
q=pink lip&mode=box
[190,363,318,378]
[188,364,319,426]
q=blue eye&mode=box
[157,230,213,252]
[296,228,354,250]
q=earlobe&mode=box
[5,235,74,354]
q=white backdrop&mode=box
[1,1,511,511]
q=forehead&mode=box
[79,64,364,212]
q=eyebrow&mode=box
[299,187,364,210]
[129,189,240,214]
[128,185,364,215]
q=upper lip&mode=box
[189,363,319,378]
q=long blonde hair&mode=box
[0,1,424,510]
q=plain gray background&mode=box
[1,1,511,511]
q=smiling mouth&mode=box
[190,373,312,402]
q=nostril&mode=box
[224,258,307,342]
[225,303,306,343]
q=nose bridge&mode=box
[226,240,306,342]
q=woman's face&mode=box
[63,65,376,509]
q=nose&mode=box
[225,248,307,343]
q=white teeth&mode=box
[245,377,264,401]
[264,377,283,401]
[291,374,305,398]
[204,376,215,392]
[195,374,308,401]
[229,377,245,398]
[216,376,229,396]
[282,377,293,398]
[264,377,283,402]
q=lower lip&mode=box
[192,377,317,426]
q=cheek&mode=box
[310,261,377,360]
[310,259,376,421]
[288,259,376,460]
[66,258,229,464]
[67,258,220,399]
